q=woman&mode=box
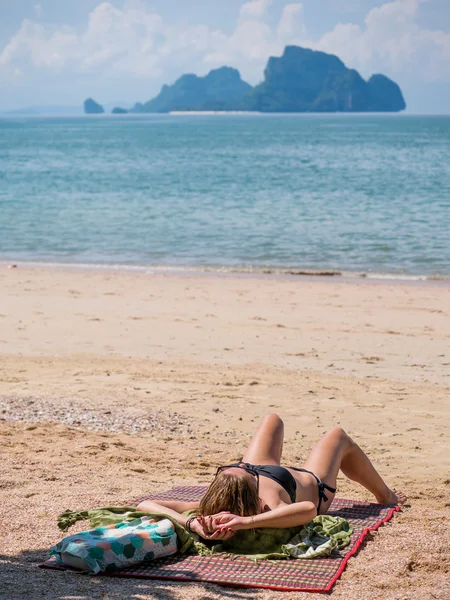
[137,414,406,540]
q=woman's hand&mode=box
[203,512,250,533]
[189,516,235,541]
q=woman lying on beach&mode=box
[137,414,407,540]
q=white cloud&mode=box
[0,19,78,71]
[0,0,449,100]
[240,0,272,18]
[315,0,450,82]
[277,4,307,42]
[0,0,295,85]
[34,4,43,19]
[204,17,275,69]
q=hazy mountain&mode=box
[1,101,137,116]
[2,105,84,116]
[84,98,105,114]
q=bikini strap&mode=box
[289,467,336,513]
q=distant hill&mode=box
[129,102,144,114]
[241,46,406,112]
[139,67,253,113]
[135,46,405,114]
[2,101,135,116]
[84,98,105,114]
[2,105,83,116]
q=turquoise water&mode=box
[0,114,449,277]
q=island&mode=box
[138,66,252,113]
[84,46,406,114]
[83,98,105,114]
[111,107,128,114]
[241,47,406,112]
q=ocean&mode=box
[1,114,449,279]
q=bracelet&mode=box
[185,516,196,533]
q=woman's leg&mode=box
[303,427,407,507]
[242,413,285,465]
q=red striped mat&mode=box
[40,485,400,593]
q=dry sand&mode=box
[0,265,449,600]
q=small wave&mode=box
[358,272,428,281]
[2,259,449,285]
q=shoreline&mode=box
[1,259,449,287]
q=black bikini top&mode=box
[228,462,336,511]
[230,462,297,503]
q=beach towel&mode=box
[55,506,352,562]
[40,485,401,592]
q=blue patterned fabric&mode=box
[51,517,178,574]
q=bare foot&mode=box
[377,488,408,505]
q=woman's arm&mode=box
[209,501,317,532]
[136,499,233,540]
[136,499,191,527]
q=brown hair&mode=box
[198,471,260,517]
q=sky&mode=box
[1,0,450,113]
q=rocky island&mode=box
[241,47,405,112]
[133,46,405,113]
[83,98,105,114]
[139,66,252,113]
[84,46,406,114]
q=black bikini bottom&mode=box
[289,467,337,514]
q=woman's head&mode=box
[198,467,260,517]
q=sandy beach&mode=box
[1,265,449,600]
